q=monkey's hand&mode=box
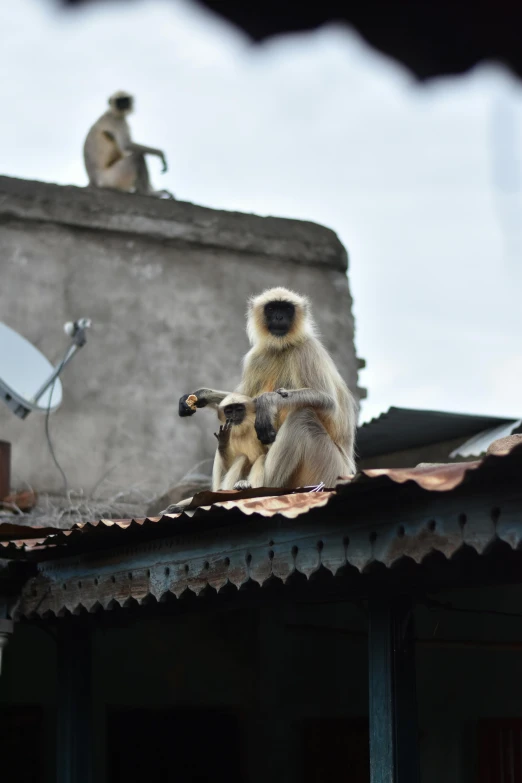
[179,394,200,417]
[214,420,232,451]
[254,405,277,444]
[255,418,277,445]
[214,420,233,455]
[276,388,290,398]
[254,392,279,445]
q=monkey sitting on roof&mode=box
[185,392,269,491]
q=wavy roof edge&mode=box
[2,445,522,557]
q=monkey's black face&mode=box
[223,403,246,425]
[264,301,295,337]
[115,96,132,111]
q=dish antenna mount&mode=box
[0,318,92,420]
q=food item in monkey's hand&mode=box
[186,394,198,411]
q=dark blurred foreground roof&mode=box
[357,407,517,459]
[59,0,522,81]
[3,445,522,618]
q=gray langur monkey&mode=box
[213,393,268,491]
[160,393,268,515]
[83,91,173,199]
[178,287,357,490]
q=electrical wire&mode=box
[44,345,72,496]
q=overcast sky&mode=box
[2,0,522,423]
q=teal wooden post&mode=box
[368,596,420,783]
[56,619,92,783]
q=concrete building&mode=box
[0,176,364,501]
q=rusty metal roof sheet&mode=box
[1,448,519,557]
[8,445,522,618]
[0,522,63,541]
[359,461,482,492]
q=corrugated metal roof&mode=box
[357,407,516,459]
[0,450,514,556]
[8,445,522,618]
[450,420,522,458]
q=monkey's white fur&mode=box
[212,393,268,491]
[179,287,357,494]
[246,287,317,350]
[240,288,356,486]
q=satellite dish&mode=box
[0,323,63,416]
[0,319,92,420]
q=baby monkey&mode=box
[161,393,267,515]
[213,393,268,491]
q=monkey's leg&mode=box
[263,410,346,489]
[106,150,171,198]
[276,389,357,475]
[129,143,169,189]
[132,159,173,198]
[98,154,141,192]
[236,454,266,490]
[133,153,153,195]
[160,495,193,515]
[233,481,251,491]
[151,189,176,200]
[221,456,249,491]
[212,449,226,492]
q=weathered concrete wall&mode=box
[0,176,363,499]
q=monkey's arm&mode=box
[275,388,335,410]
[178,389,233,417]
[127,142,168,172]
[254,389,335,445]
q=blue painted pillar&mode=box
[368,595,420,783]
[56,619,93,783]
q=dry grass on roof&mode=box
[0,491,148,530]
